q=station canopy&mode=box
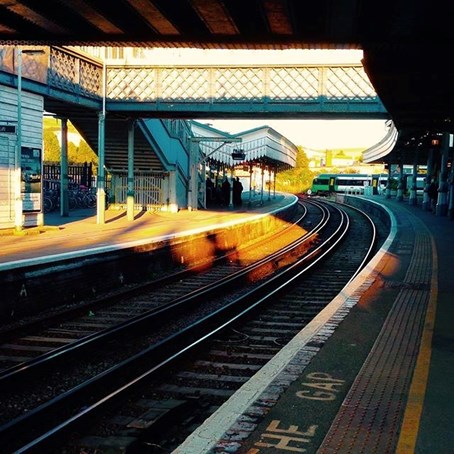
[190,121,297,171]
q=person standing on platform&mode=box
[233,177,243,208]
[206,177,215,207]
[221,177,231,207]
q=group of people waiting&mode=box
[206,176,243,208]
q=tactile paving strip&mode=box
[317,213,432,453]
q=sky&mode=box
[200,119,389,150]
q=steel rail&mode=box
[0,202,319,387]
[0,201,350,453]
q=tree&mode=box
[76,140,98,171]
[43,119,97,169]
[276,146,313,193]
[67,142,78,164]
[295,146,310,169]
[43,129,61,162]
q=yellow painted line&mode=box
[396,235,438,453]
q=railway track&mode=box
[0,199,386,453]
[0,201,311,372]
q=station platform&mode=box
[0,193,294,270]
[175,195,454,454]
[0,193,298,324]
[0,193,452,453]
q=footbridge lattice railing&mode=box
[0,46,388,116]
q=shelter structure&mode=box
[363,119,454,218]
[190,121,297,209]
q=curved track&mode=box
[0,201,314,377]
[0,199,383,453]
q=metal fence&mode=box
[43,162,94,189]
[110,171,168,211]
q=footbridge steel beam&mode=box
[106,64,388,119]
[0,46,389,120]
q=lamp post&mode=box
[14,48,23,231]
[97,61,106,224]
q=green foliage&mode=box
[43,119,97,170]
[77,140,98,171]
[295,145,310,168]
[67,142,78,164]
[43,129,61,162]
[43,116,60,130]
[276,146,314,193]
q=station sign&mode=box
[0,124,16,133]
[232,149,246,160]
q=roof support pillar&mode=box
[385,159,393,199]
[267,166,271,201]
[229,167,234,209]
[260,164,265,206]
[448,137,454,219]
[408,152,419,206]
[436,132,450,216]
[126,120,135,221]
[201,160,207,209]
[59,118,69,217]
[188,140,195,210]
[422,148,435,211]
[248,164,253,209]
[408,148,419,205]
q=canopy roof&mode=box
[190,120,297,170]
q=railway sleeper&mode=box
[74,398,198,453]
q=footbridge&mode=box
[0,46,388,119]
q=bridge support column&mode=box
[201,160,207,209]
[127,120,135,221]
[96,111,106,224]
[436,132,450,216]
[60,118,69,217]
[187,140,198,211]
[167,170,178,213]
